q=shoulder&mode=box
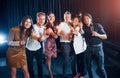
[41,25,46,29]
[10,26,20,32]
[60,22,67,25]
[33,24,37,29]
[94,23,103,29]
[33,24,40,30]
[59,22,68,27]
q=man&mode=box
[26,12,46,78]
[57,11,73,78]
[83,13,107,78]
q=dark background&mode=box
[0,0,120,43]
[0,0,120,78]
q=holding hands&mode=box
[45,28,53,35]
[45,28,58,39]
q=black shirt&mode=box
[83,23,106,45]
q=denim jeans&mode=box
[86,43,107,78]
[61,42,71,78]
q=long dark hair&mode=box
[20,16,33,40]
[46,12,55,28]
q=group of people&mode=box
[6,11,107,78]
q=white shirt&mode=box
[73,27,87,54]
[57,22,71,43]
[26,24,45,51]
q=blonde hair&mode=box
[36,12,46,22]
[36,12,45,17]
[64,11,71,21]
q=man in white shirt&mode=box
[26,12,46,78]
[57,11,73,78]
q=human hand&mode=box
[92,31,99,37]
[70,28,74,33]
[51,32,58,39]
[19,40,26,46]
[59,30,65,35]
[45,28,53,35]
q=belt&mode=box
[89,43,102,47]
[60,42,71,44]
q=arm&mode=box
[51,32,58,39]
[8,28,24,46]
[92,31,107,40]
[31,30,40,41]
[44,27,58,39]
[92,23,107,40]
[56,22,65,36]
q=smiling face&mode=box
[64,14,71,23]
[24,18,32,29]
[83,15,92,27]
[72,17,79,27]
[37,15,46,26]
[48,13,55,24]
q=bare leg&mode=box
[46,56,53,78]
[11,67,17,78]
[21,65,30,78]
[80,76,85,78]
[74,73,85,78]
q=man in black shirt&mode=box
[83,13,107,78]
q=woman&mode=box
[72,16,86,78]
[25,12,46,78]
[44,12,58,78]
[6,16,33,78]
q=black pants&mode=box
[76,52,86,76]
[71,52,87,77]
[26,48,43,78]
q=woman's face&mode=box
[24,18,32,29]
[83,16,92,26]
[72,17,79,27]
[48,13,55,23]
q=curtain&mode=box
[4,0,82,29]
[6,0,62,29]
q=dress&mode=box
[44,23,57,57]
[6,26,27,68]
[44,36,57,57]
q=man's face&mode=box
[84,16,92,26]
[64,14,71,22]
[37,15,46,26]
